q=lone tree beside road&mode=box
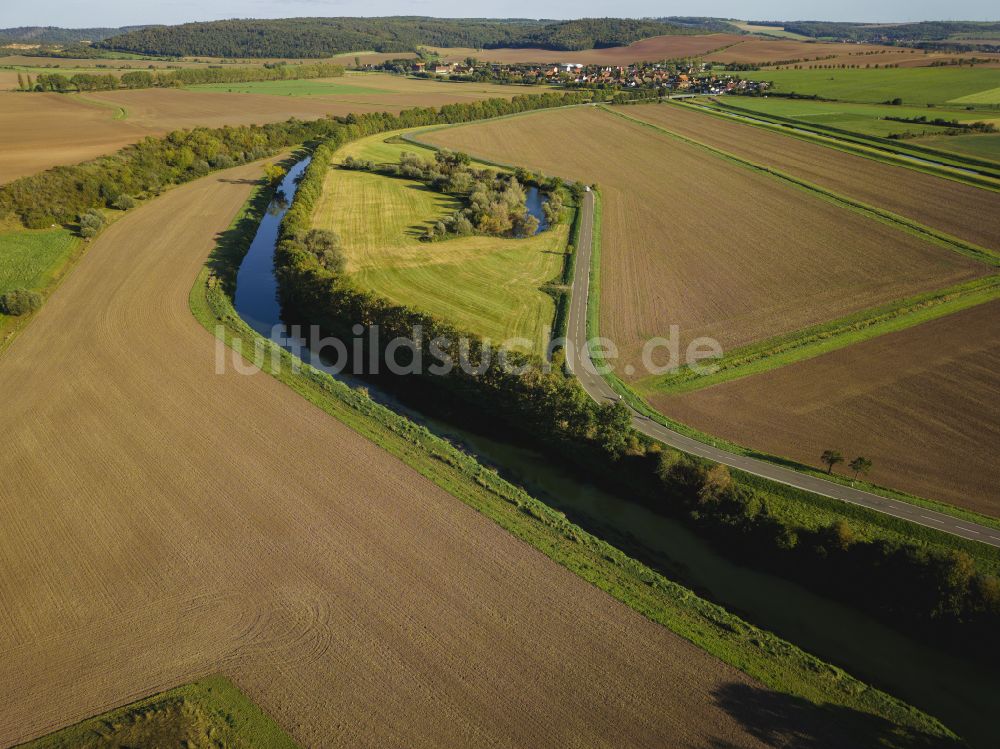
[849,456,873,481]
[821,449,844,474]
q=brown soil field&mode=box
[0,161,782,747]
[0,75,536,184]
[431,33,744,64]
[659,300,1000,514]
[706,39,918,64]
[621,102,1000,251]
[422,107,987,374]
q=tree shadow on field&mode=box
[217,177,260,185]
[708,682,960,749]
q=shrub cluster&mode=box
[0,288,43,316]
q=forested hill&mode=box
[0,26,142,45]
[761,20,1000,43]
[96,17,697,58]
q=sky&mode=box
[1,1,997,30]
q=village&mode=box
[373,56,772,95]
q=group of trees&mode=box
[0,288,43,317]
[343,149,556,240]
[19,62,345,94]
[274,97,1000,663]
[820,450,873,480]
[95,17,695,58]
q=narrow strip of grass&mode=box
[19,675,298,748]
[684,98,1000,189]
[642,274,1000,395]
[187,163,958,749]
[605,105,1000,266]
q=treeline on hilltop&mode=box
[20,61,344,93]
[96,17,695,58]
[0,25,137,45]
[768,20,1000,44]
[274,101,1000,667]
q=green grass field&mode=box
[21,676,298,748]
[743,66,1000,106]
[724,96,993,137]
[188,78,384,96]
[314,132,568,352]
[0,227,77,294]
[917,131,1000,161]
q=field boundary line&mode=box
[603,105,1000,266]
[184,164,958,741]
[677,98,1000,190]
[639,274,1000,395]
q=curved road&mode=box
[568,191,1000,549]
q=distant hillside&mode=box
[0,26,140,45]
[757,20,1000,44]
[96,17,696,58]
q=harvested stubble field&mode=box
[430,33,744,64]
[0,160,782,748]
[0,74,536,184]
[660,299,1000,514]
[705,39,919,65]
[421,107,987,374]
[620,102,1000,251]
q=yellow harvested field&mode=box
[660,300,1000,515]
[706,39,921,64]
[422,107,988,374]
[621,102,1000,251]
[0,160,777,747]
[430,34,744,64]
[0,75,540,184]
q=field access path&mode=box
[568,191,1000,549]
[0,162,779,748]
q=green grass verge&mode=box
[641,275,1000,395]
[17,675,297,748]
[187,162,958,749]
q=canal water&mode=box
[230,154,997,746]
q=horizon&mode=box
[2,7,999,31]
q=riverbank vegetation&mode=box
[274,107,1000,671]
[189,163,959,747]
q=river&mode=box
[230,154,998,746]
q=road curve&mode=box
[567,190,1000,549]
[0,162,778,747]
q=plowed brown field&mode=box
[659,300,1000,514]
[620,102,1000,251]
[0,160,777,747]
[0,75,533,184]
[706,39,918,64]
[421,107,987,374]
[431,33,744,64]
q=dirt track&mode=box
[621,102,1000,251]
[0,161,781,747]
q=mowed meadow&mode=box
[421,106,988,368]
[662,300,1000,513]
[0,73,543,184]
[312,132,569,352]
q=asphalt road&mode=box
[567,190,1000,549]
